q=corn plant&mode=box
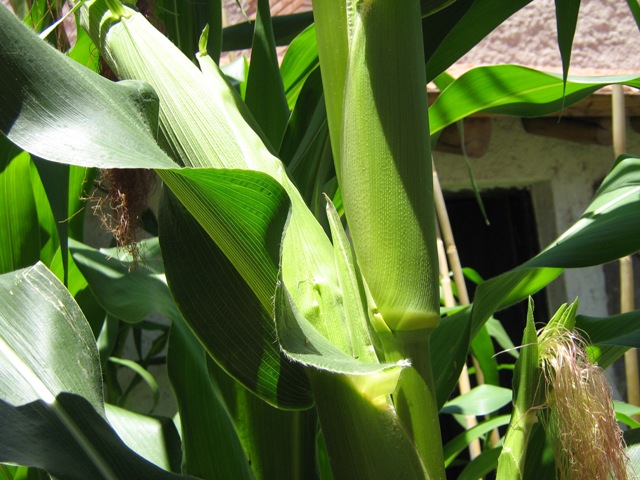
[1,0,640,479]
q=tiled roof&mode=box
[224,0,312,26]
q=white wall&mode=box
[457,0,640,74]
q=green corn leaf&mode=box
[31,158,69,282]
[430,308,471,409]
[0,394,196,480]
[0,263,103,411]
[70,238,259,478]
[209,361,317,480]
[159,168,288,313]
[168,318,254,480]
[626,0,640,29]
[614,402,640,429]
[0,142,40,274]
[104,404,183,474]
[107,357,160,413]
[70,239,180,323]
[586,345,629,370]
[158,188,312,409]
[222,11,314,51]
[444,415,510,467]
[244,0,289,150]
[472,154,640,333]
[470,324,499,386]
[430,65,640,134]
[441,385,512,416]
[280,24,319,110]
[577,309,640,348]
[0,263,192,479]
[279,69,334,215]
[554,0,581,94]
[0,4,176,169]
[197,42,274,153]
[423,0,532,82]
[309,0,349,171]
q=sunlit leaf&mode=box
[472,155,640,332]
[430,65,640,134]
[0,263,191,479]
[0,5,177,170]
[441,385,512,416]
[70,237,260,478]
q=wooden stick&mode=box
[612,85,639,411]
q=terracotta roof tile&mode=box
[224,0,311,26]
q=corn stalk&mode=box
[69,0,446,477]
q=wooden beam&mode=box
[427,91,640,118]
[521,117,612,145]
[433,118,492,157]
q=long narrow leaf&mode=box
[70,237,264,478]
[0,263,191,479]
[0,142,40,274]
[423,0,532,81]
[280,24,319,110]
[158,189,312,408]
[0,4,177,169]
[429,65,640,134]
[554,0,580,93]
[472,155,640,332]
[244,0,289,150]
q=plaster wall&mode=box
[457,0,640,74]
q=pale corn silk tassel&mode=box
[538,324,630,480]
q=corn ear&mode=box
[340,0,439,331]
[75,0,385,364]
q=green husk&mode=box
[340,0,439,332]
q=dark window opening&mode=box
[439,187,548,478]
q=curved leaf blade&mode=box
[423,0,532,81]
[159,187,312,409]
[429,65,640,134]
[70,238,256,477]
[280,24,319,110]
[0,263,103,410]
[554,0,581,91]
[441,385,512,416]
[105,404,183,473]
[0,263,190,479]
[244,0,289,150]
[472,155,640,331]
[0,394,195,480]
[0,5,176,169]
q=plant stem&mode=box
[308,368,432,480]
[379,330,446,479]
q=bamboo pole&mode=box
[433,164,501,460]
[436,220,482,459]
[612,85,639,409]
